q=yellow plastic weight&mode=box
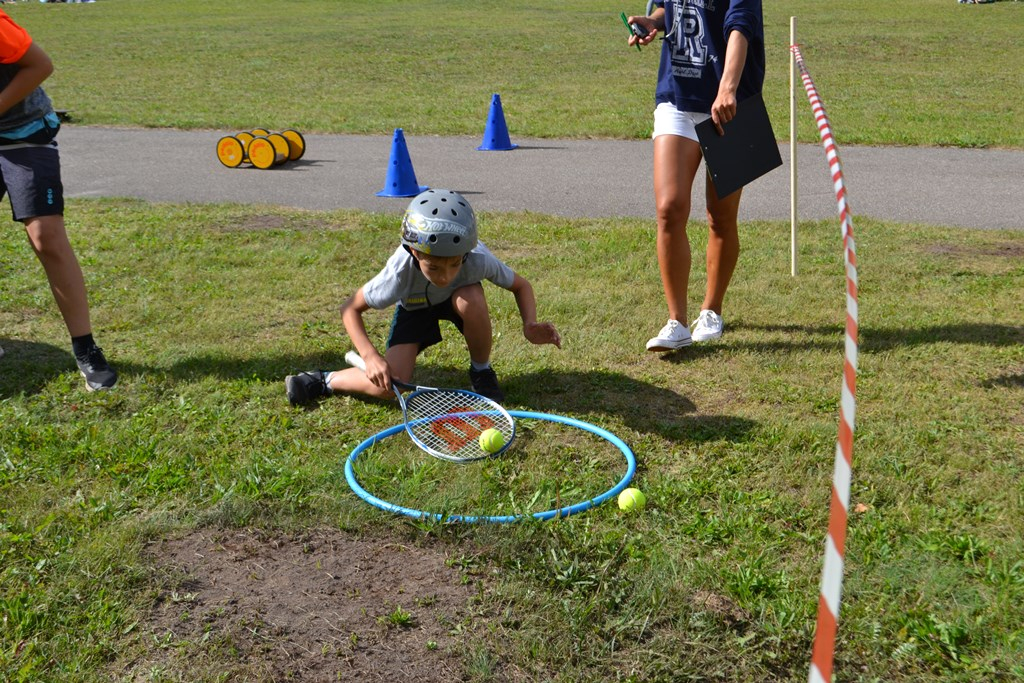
[216,135,245,168]
[266,133,291,166]
[280,129,306,161]
[247,136,284,169]
[250,128,270,137]
[234,131,255,161]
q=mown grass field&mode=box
[2,1,1023,681]
[12,0,1024,148]
[3,203,1022,681]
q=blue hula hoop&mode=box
[345,410,636,523]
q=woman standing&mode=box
[627,0,765,351]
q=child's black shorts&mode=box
[0,142,64,222]
[387,298,465,351]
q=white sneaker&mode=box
[646,319,692,352]
[691,310,723,342]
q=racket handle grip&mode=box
[345,350,366,371]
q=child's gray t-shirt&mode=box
[362,242,516,311]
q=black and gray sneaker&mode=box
[76,344,117,391]
[285,370,330,405]
[469,366,505,403]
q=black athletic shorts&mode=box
[386,298,465,351]
[0,142,64,222]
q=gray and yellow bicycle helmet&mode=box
[400,189,478,257]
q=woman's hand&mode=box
[627,15,660,48]
[710,89,738,136]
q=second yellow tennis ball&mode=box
[617,487,647,512]
[479,428,505,454]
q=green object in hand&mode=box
[620,12,643,51]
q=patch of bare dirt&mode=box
[924,241,1024,258]
[221,214,291,232]
[213,212,371,233]
[124,527,497,682]
[691,590,750,628]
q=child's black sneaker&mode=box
[76,345,118,391]
[285,370,330,405]
[469,366,505,403]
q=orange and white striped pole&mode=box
[790,43,859,683]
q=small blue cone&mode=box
[476,93,517,151]
[376,128,428,197]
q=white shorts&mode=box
[652,102,711,142]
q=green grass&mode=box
[2,200,1022,681]
[1,0,1023,680]
[8,0,1023,148]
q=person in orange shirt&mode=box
[0,10,116,390]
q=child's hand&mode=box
[524,322,562,349]
[364,354,392,391]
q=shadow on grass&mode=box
[135,353,757,445]
[497,369,756,445]
[0,338,77,399]
[862,323,1024,351]
[725,321,1024,353]
[0,343,755,444]
[981,372,1024,389]
[0,346,351,400]
[163,352,350,385]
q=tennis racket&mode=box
[345,351,515,462]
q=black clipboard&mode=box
[696,92,783,199]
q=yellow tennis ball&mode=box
[479,428,505,454]
[617,487,647,512]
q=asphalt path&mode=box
[58,126,1022,230]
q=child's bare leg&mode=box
[453,284,504,400]
[325,367,390,399]
[24,215,92,337]
[452,284,491,365]
[327,343,418,399]
[383,343,418,384]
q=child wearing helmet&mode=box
[285,189,561,405]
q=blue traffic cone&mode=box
[476,93,518,151]
[376,128,428,197]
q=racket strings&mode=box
[404,390,514,460]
